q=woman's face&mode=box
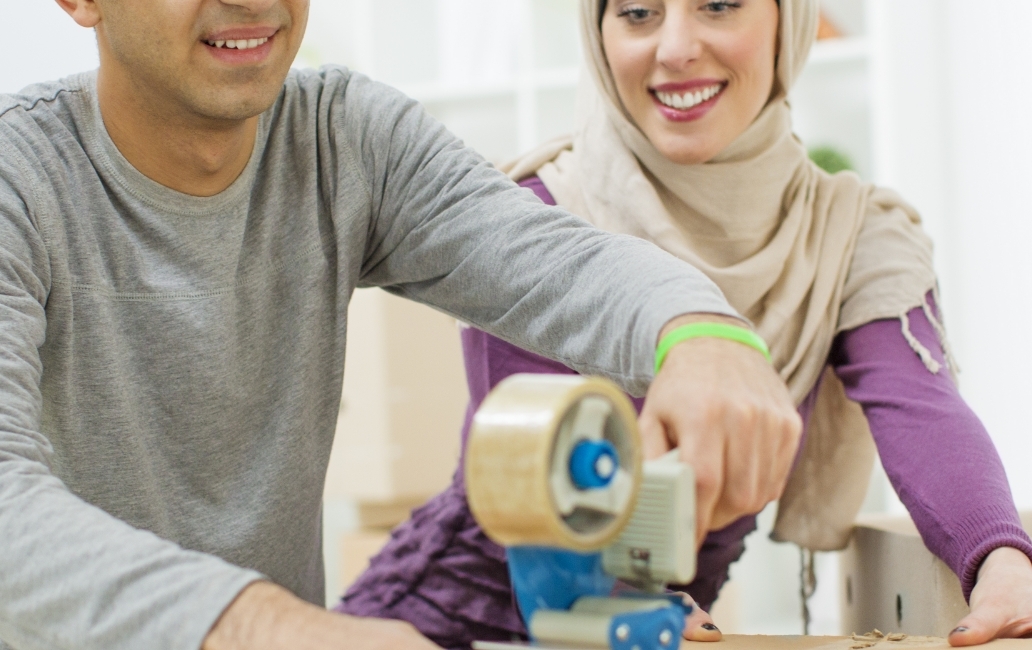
[601,0,780,164]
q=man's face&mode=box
[95,0,309,122]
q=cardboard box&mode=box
[839,513,1032,637]
[339,529,392,592]
[323,288,465,506]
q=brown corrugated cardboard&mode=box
[323,288,465,504]
[840,513,1032,637]
[354,498,427,529]
[340,529,392,592]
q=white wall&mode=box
[0,1,98,94]
[870,0,1032,509]
[943,1,1032,508]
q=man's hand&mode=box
[948,547,1032,645]
[203,581,443,650]
[639,314,801,546]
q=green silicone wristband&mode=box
[655,322,772,374]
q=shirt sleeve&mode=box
[335,70,739,397]
[0,164,261,650]
[831,296,1032,600]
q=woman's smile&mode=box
[651,79,727,122]
[601,0,779,164]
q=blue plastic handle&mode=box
[568,439,619,490]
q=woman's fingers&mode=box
[949,604,1027,646]
[675,593,722,643]
[949,617,1004,647]
[949,547,1032,646]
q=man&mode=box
[0,1,801,649]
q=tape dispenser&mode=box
[466,374,697,650]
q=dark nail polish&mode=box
[702,623,720,632]
[951,627,969,635]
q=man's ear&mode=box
[54,0,102,29]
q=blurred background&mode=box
[4,0,1032,638]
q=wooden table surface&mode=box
[686,635,1032,649]
[477,634,1031,650]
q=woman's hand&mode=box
[949,547,1032,646]
[640,314,802,546]
[675,592,723,642]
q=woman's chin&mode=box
[635,118,728,165]
[651,137,723,166]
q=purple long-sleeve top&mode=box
[339,179,1032,650]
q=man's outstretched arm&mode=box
[341,71,800,557]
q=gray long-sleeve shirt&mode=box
[0,67,735,650]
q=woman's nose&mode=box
[655,18,703,71]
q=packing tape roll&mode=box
[466,374,642,551]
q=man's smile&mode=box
[203,37,270,50]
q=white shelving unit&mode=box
[298,0,581,162]
[792,1,874,181]
[297,0,880,178]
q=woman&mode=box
[340,0,1032,646]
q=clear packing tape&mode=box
[465,374,643,552]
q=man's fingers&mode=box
[641,404,723,547]
[638,412,672,461]
[684,431,723,548]
[719,402,763,514]
[774,409,804,490]
[710,402,780,530]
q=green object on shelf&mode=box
[809,145,854,174]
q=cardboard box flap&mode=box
[853,514,920,537]
[855,512,1032,538]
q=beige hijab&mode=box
[504,0,945,550]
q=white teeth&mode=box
[206,37,269,50]
[655,84,723,111]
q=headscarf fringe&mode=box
[900,310,943,375]
[927,286,961,377]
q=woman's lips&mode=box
[650,82,726,123]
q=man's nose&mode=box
[219,0,281,14]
